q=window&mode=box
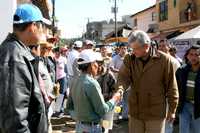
[159,0,168,21]
[174,0,176,8]
[152,12,156,21]
[133,18,137,27]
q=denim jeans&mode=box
[165,98,173,133]
[57,77,67,112]
[58,77,67,94]
[76,122,102,133]
[165,121,173,133]
[122,90,129,119]
[179,102,200,133]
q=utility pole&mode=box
[114,0,117,38]
[52,0,55,36]
[110,0,118,39]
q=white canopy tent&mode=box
[175,26,200,41]
[171,26,200,59]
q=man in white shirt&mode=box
[110,43,127,78]
[67,41,83,86]
[83,39,95,50]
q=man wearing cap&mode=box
[67,41,83,86]
[67,50,122,133]
[0,4,50,133]
[117,30,179,133]
[83,39,95,50]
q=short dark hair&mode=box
[53,47,60,53]
[159,40,165,43]
[169,45,177,53]
[187,46,200,54]
[74,47,81,51]
[13,22,33,32]
[118,43,127,48]
[29,45,39,50]
[13,15,43,32]
[78,58,90,72]
[13,14,32,31]
[184,46,200,64]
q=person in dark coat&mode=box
[0,4,50,133]
[176,46,200,133]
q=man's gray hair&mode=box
[128,30,151,46]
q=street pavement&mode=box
[51,115,128,133]
[52,115,179,133]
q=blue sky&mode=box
[55,0,156,38]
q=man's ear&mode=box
[27,23,35,33]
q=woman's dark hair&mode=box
[77,58,90,72]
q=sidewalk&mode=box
[51,115,76,133]
[51,115,129,133]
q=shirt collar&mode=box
[7,33,35,61]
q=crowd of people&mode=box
[0,3,200,133]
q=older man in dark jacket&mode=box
[0,4,50,133]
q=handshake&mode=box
[112,89,123,103]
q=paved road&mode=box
[51,116,180,133]
[51,115,75,133]
[51,116,128,133]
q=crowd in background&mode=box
[1,3,200,133]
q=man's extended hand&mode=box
[112,89,123,103]
[166,112,176,123]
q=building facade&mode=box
[0,0,16,44]
[122,15,133,27]
[85,20,125,42]
[130,5,158,33]
[156,0,200,35]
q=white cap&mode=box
[74,41,83,48]
[107,47,113,54]
[85,40,94,46]
[95,52,103,61]
[77,50,101,64]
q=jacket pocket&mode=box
[128,91,139,116]
[149,93,166,118]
